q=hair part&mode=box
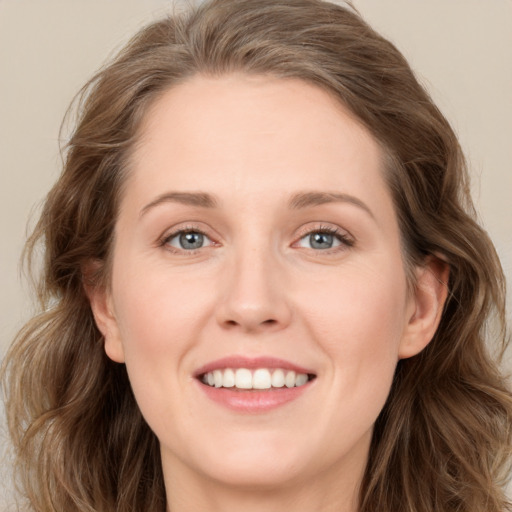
[2,1,511,511]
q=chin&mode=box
[164,428,316,489]
[200,455,307,490]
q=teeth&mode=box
[295,373,308,386]
[285,370,296,388]
[253,369,271,389]
[235,369,252,389]
[271,369,285,388]
[213,370,223,388]
[223,368,235,388]
[201,368,311,390]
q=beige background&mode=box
[1,0,511,507]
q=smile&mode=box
[200,368,313,390]
[195,357,317,412]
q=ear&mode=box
[398,255,450,359]
[82,261,125,363]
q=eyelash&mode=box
[160,225,215,255]
[159,224,354,255]
[294,225,354,252]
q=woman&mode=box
[2,0,511,510]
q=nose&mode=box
[215,245,292,333]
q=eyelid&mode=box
[159,223,219,253]
[157,221,354,254]
[292,223,355,250]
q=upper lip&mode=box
[194,356,315,378]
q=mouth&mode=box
[198,368,316,390]
[194,357,317,412]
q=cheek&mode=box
[108,261,216,416]
[109,264,217,433]
[303,260,408,351]
[299,260,408,409]
[112,260,214,357]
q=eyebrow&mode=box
[139,189,374,219]
[288,191,374,219]
[140,191,218,216]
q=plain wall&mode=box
[1,0,511,507]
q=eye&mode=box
[295,227,353,251]
[164,230,213,251]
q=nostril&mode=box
[223,318,278,328]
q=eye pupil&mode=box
[179,232,204,250]
[310,232,333,249]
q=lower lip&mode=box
[197,381,313,413]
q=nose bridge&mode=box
[216,235,291,332]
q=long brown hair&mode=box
[2,1,511,510]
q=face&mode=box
[91,74,442,496]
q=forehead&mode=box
[126,74,390,215]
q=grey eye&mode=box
[180,232,204,250]
[309,232,335,249]
[167,231,210,250]
[296,231,344,250]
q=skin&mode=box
[89,74,448,512]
